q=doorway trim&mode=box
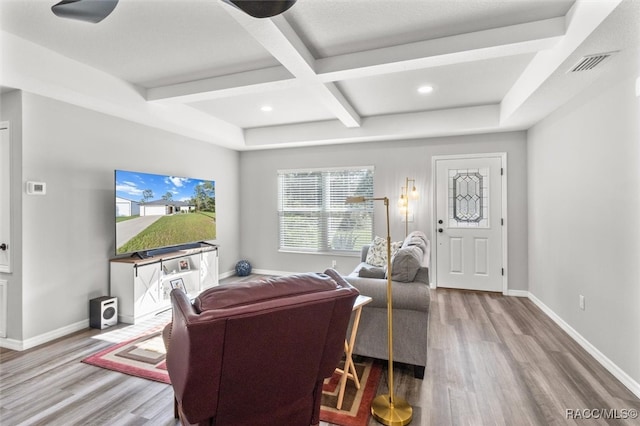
[0,121,11,274]
[431,152,508,294]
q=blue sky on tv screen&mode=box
[115,170,214,203]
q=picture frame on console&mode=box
[178,259,190,272]
[170,278,187,293]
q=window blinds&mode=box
[277,167,374,253]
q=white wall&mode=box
[11,92,239,343]
[240,131,528,291]
[528,74,640,388]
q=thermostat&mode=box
[26,181,46,195]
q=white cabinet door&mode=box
[200,250,219,290]
[133,263,162,317]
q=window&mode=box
[277,167,374,254]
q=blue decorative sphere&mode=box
[235,260,252,277]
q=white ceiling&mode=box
[0,0,638,150]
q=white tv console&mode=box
[110,244,219,324]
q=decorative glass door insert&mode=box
[448,167,489,228]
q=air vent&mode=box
[568,52,617,73]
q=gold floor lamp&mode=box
[346,196,413,426]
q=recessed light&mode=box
[261,105,273,112]
[417,85,434,94]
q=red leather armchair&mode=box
[164,269,359,426]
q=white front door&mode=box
[434,154,505,292]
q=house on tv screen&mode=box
[140,200,195,216]
[115,197,140,217]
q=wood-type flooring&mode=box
[1,282,638,425]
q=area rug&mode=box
[82,326,170,384]
[82,329,381,426]
[320,358,382,426]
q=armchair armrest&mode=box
[166,290,225,424]
[360,244,370,263]
[345,275,430,312]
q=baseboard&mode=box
[219,270,235,280]
[0,319,89,351]
[506,289,529,297]
[527,292,640,399]
[0,337,23,351]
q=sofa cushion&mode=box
[402,231,429,254]
[390,245,423,282]
[365,236,402,267]
[358,265,386,279]
[365,236,386,266]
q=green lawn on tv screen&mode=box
[117,212,216,254]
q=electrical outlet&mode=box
[331,260,337,268]
[579,295,585,310]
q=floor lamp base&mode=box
[371,394,413,426]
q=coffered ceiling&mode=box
[1,0,638,150]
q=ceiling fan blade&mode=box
[51,0,119,23]
[221,0,297,18]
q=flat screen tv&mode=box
[115,169,216,257]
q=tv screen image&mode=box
[115,170,216,256]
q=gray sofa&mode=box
[345,231,431,379]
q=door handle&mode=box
[438,228,443,233]
[0,243,7,251]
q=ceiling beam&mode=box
[316,17,566,82]
[146,66,297,103]
[243,104,500,149]
[223,7,361,128]
[500,0,623,124]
